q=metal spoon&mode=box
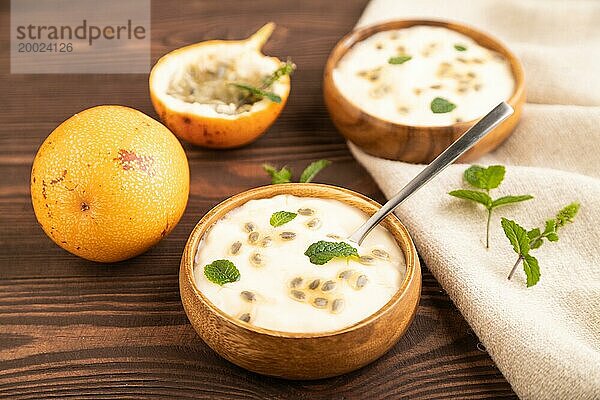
[348,102,514,245]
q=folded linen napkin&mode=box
[348,1,600,398]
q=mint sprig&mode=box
[232,59,295,105]
[431,97,456,113]
[502,202,579,287]
[270,211,297,227]
[449,165,533,248]
[304,241,358,265]
[263,159,331,185]
[204,259,240,286]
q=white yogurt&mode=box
[194,194,405,333]
[333,26,515,126]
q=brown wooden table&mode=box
[0,1,517,398]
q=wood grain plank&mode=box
[0,269,513,400]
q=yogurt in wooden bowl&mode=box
[324,20,525,163]
[180,183,421,379]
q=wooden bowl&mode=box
[323,19,526,163]
[180,183,421,379]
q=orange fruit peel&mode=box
[149,23,291,148]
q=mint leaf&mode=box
[464,165,506,190]
[501,218,530,256]
[204,259,240,286]
[454,44,467,51]
[388,55,412,65]
[530,239,544,249]
[543,219,557,235]
[270,211,297,227]
[431,97,456,113]
[556,202,580,227]
[481,165,506,190]
[263,164,292,184]
[463,165,486,187]
[528,228,544,249]
[527,228,541,240]
[492,195,534,208]
[299,159,331,183]
[448,190,492,208]
[304,241,358,265]
[231,83,282,103]
[546,232,559,242]
[531,219,559,244]
[522,254,540,287]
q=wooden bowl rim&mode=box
[180,183,419,339]
[323,18,525,130]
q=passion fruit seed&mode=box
[331,298,345,314]
[238,104,252,113]
[308,279,320,290]
[230,241,242,255]
[250,252,264,267]
[306,218,322,230]
[338,270,354,280]
[321,280,336,292]
[290,276,304,288]
[279,231,296,240]
[290,289,306,302]
[359,255,376,265]
[354,274,368,290]
[371,249,390,260]
[259,236,272,247]
[297,208,315,216]
[239,313,251,323]
[244,222,256,233]
[240,291,256,303]
[313,297,329,308]
[248,231,260,244]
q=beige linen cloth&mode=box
[348,1,600,399]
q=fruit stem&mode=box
[507,256,523,280]
[246,22,275,50]
[486,208,492,249]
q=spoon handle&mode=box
[348,101,514,245]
